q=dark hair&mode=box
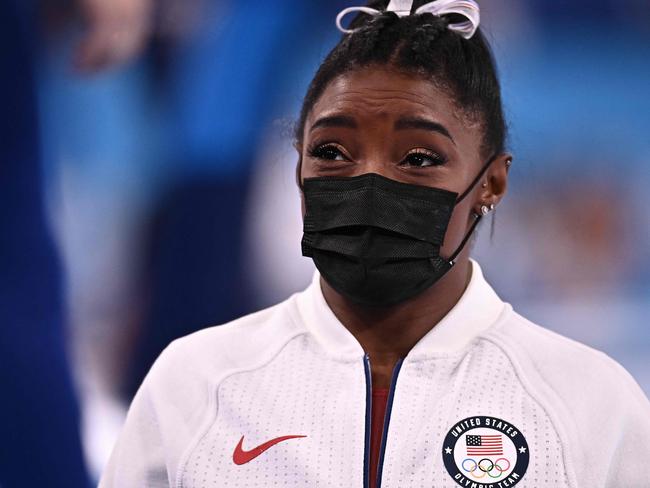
[295,0,507,159]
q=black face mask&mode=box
[300,156,497,307]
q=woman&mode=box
[100,1,650,487]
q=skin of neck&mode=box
[319,252,473,389]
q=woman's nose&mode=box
[352,157,411,184]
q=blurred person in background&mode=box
[36,0,347,480]
[0,0,152,485]
[122,0,330,401]
[38,0,166,476]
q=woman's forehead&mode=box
[305,67,483,149]
[309,67,456,119]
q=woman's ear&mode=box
[293,144,306,218]
[294,142,304,191]
[475,153,511,214]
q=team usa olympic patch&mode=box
[442,416,529,487]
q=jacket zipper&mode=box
[363,355,373,488]
[363,355,404,488]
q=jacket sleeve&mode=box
[602,362,650,487]
[99,337,209,488]
[497,317,650,487]
[98,349,174,488]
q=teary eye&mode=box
[309,144,347,161]
[401,149,447,168]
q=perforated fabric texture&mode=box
[301,173,457,306]
[380,340,570,487]
[179,336,570,487]
[181,335,367,488]
[302,173,456,245]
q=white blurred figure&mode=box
[40,0,163,478]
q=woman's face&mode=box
[298,66,509,261]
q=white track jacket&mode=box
[100,260,650,488]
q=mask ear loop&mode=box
[455,153,498,204]
[446,213,483,264]
[446,153,499,265]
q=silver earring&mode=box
[489,203,495,211]
[506,159,513,168]
[480,205,490,216]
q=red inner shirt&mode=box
[369,388,389,488]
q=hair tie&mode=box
[336,0,481,40]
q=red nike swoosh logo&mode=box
[232,434,307,465]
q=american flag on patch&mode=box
[465,434,503,456]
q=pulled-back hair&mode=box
[295,0,507,159]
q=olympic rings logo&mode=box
[461,458,511,479]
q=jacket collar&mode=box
[293,259,506,361]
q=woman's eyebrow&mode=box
[309,114,357,132]
[394,116,456,145]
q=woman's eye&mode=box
[309,144,347,161]
[401,150,446,168]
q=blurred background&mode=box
[1,0,648,485]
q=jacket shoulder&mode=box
[158,293,307,379]
[491,311,647,408]
[486,310,650,486]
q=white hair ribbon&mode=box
[336,0,480,40]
